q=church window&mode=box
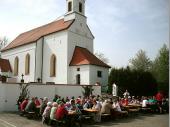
[97,71,102,78]
[77,68,80,71]
[68,1,72,12]
[79,2,82,13]
[25,54,30,75]
[50,54,56,77]
[14,57,19,76]
[76,74,80,84]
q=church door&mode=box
[76,74,80,84]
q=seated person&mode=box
[148,96,158,112]
[142,97,148,108]
[112,100,128,117]
[40,97,48,116]
[83,100,92,109]
[76,99,83,110]
[101,99,113,115]
[92,100,102,122]
[25,97,36,112]
[68,99,82,125]
[50,102,58,120]
[20,98,29,112]
[42,102,52,124]
[55,101,68,121]
[67,99,81,114]
[34,97,41,107]
[53,94,59,102]
[162,98,169,113]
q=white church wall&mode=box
[35,38,43,82]
[67,20,94,84]
[69,65,90,85]
[0,83,101,111]
[1,43,36,83]
[89,65,109,87]
[42,31,68,84]
[67,16,94,64]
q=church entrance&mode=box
[76,74,80,84]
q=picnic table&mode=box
[122,104,141,113]
[68,110,77,115]
[81,109,99,123]
[128,104,142,108]
[83,109,99,113]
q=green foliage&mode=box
[151,44,169,93]
[0,37,8,48]
[108,67,157,96]
[19,83,30,99]
[129,50,151,71]
[0,36,8,58]
[109,44,169,96]
[82,86,94,97]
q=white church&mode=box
[1,0,110,86]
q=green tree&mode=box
[0,36,8,50]
[129,50,151,72]
[82,86,94,97]
[108,67,157,96]
[0,36,8,57]
[151,44,169,93]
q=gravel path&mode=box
[0,112,168,127]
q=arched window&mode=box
[50,54,56,77]
[25,54,30,75]
[14,57,19,76]
[79,2,82,13]
[68,1,72,12]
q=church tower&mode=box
[64,0,86,22]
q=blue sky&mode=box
[0,0,169,67]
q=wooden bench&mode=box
[140,107,151,113]
[128,108,140,115]
[82,114,94,123]
[101,113,111,121]
[49,119,66,126]
[26,111,37,119]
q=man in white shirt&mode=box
[123,90,130,98]
[142,97,148,107]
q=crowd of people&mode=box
[17,91,169,126]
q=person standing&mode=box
[123,90,130,98]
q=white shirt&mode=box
[113,102,121,112]
[142,100,148,107]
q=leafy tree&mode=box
[19,83,30,99]
[129,50,151,72]
[0,36,8,57]
[95,51,109,64]
[82,86,94,97]
[0,36,8,50]
[151,44,169,93]
[108,67,157,96]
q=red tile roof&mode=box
[70,46,111,68]
[0,58,12,72]
[2,19,74,51]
